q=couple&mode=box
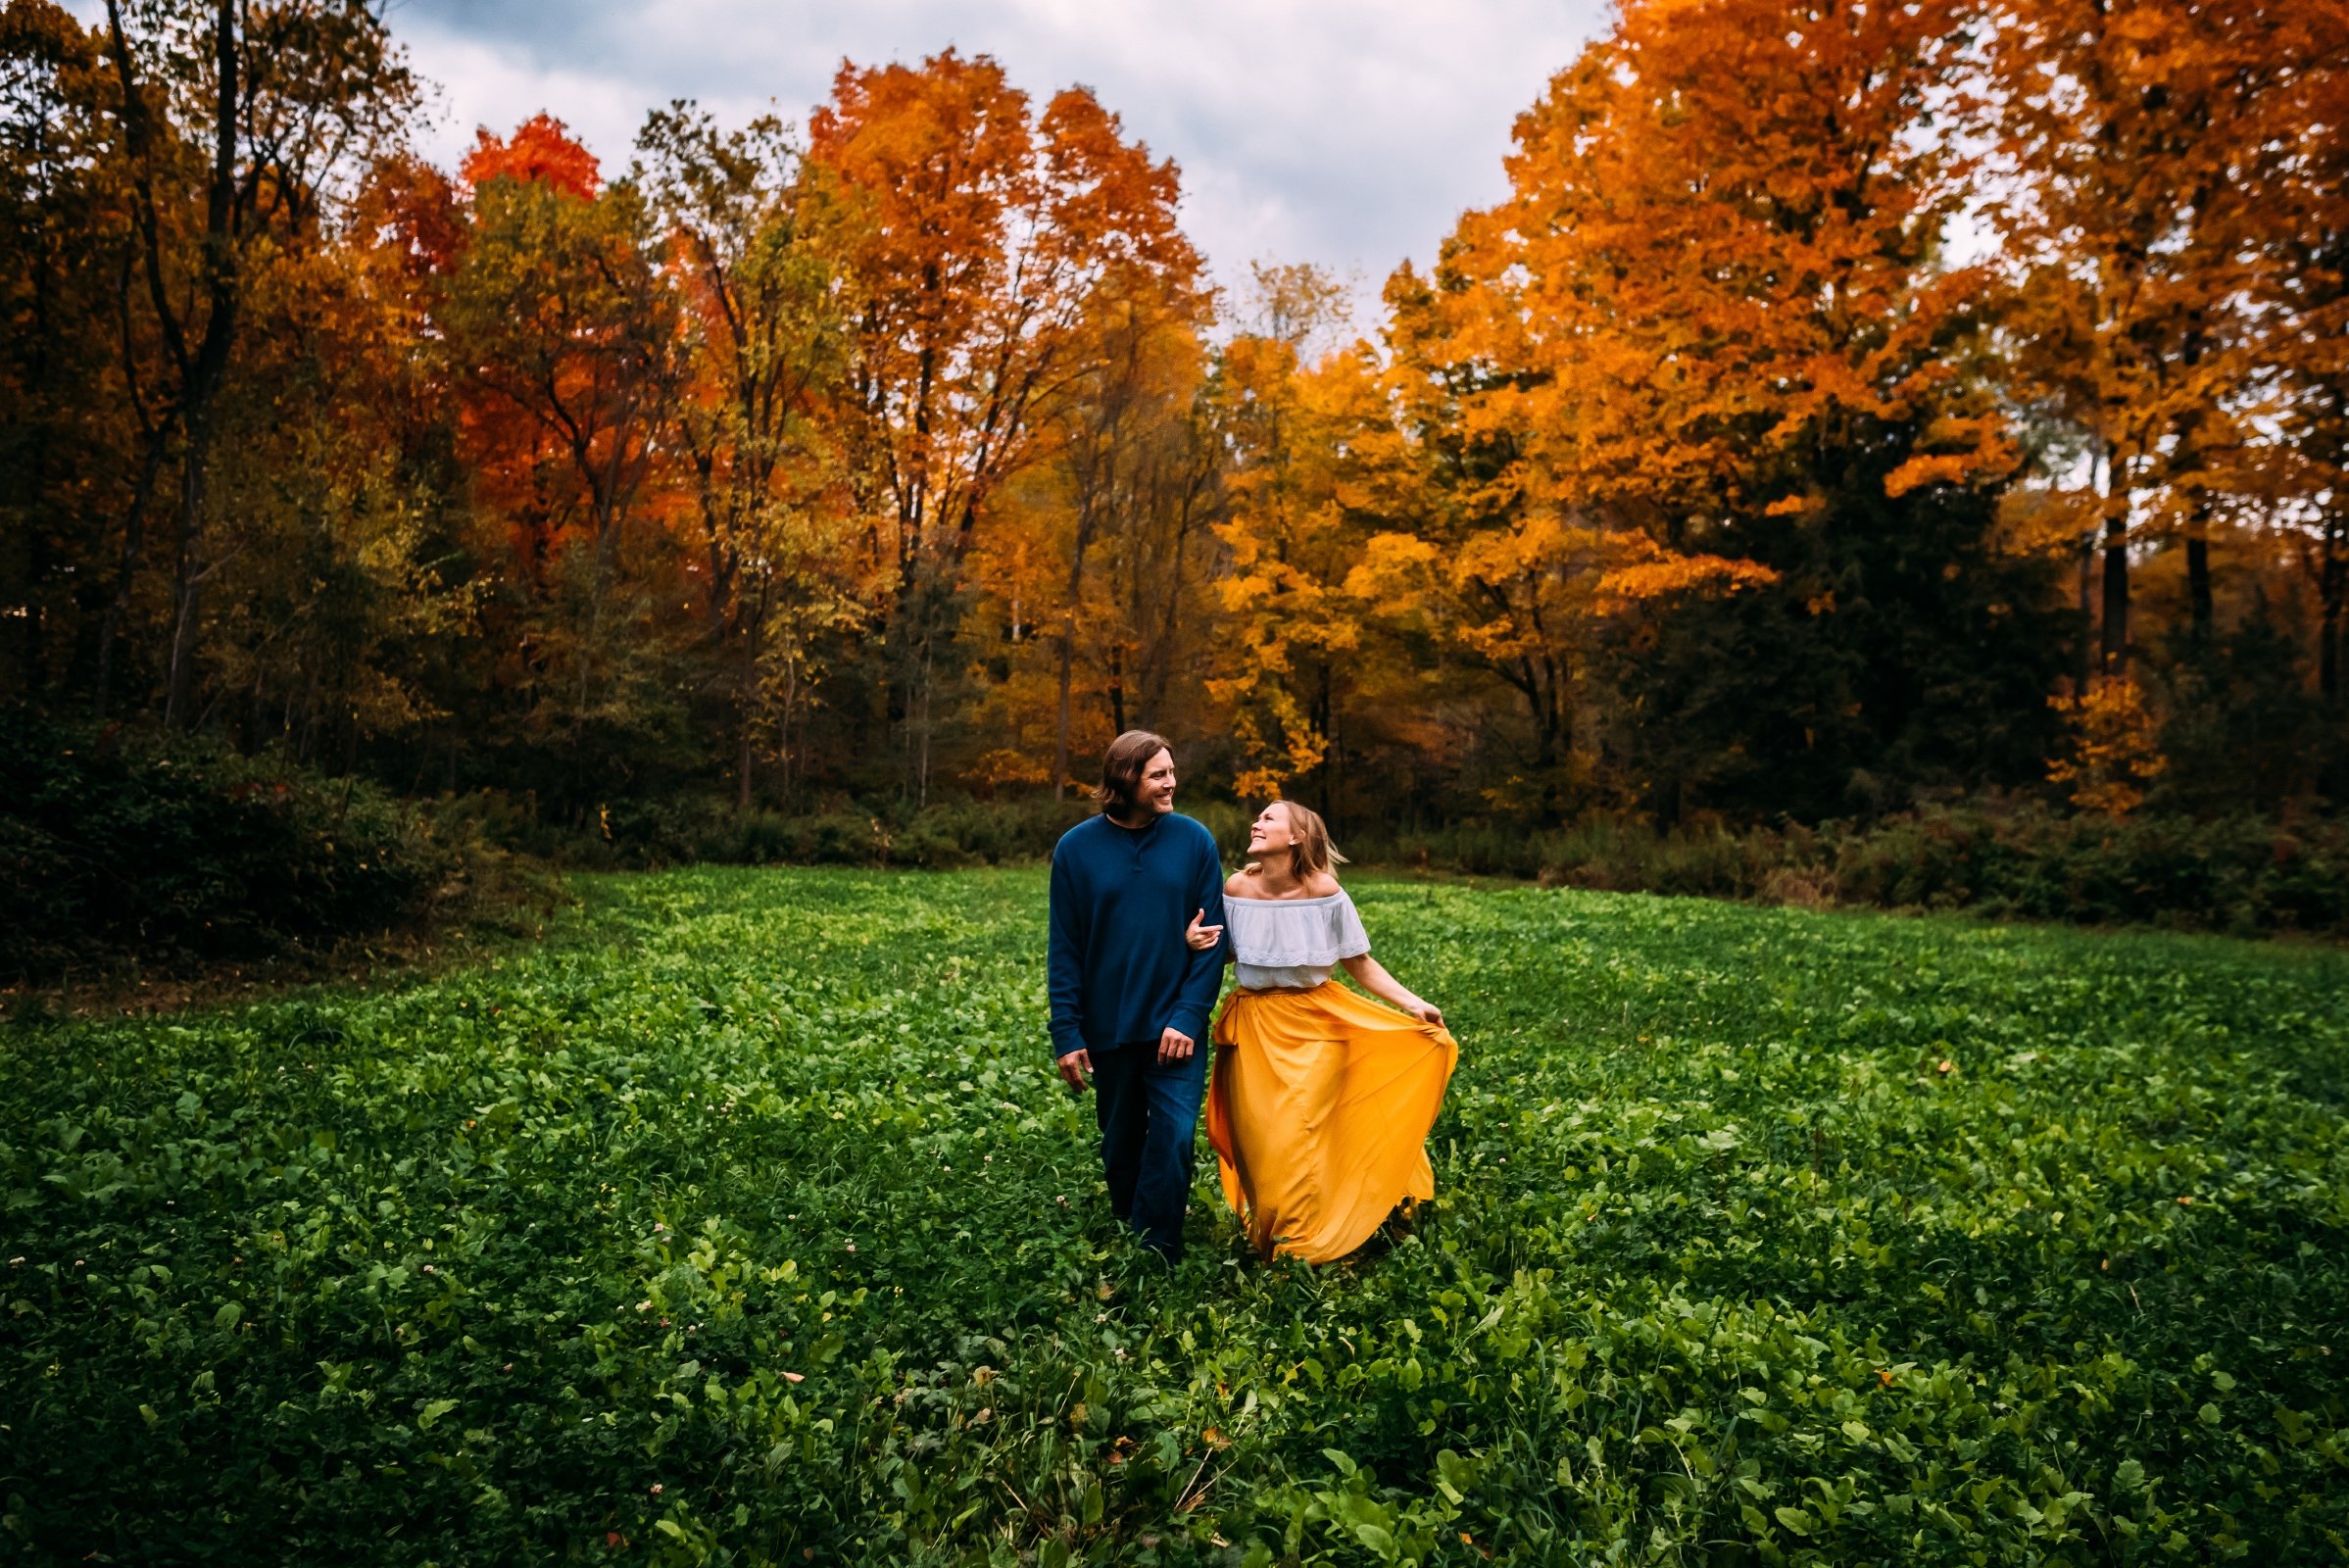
[1047,729,1459,1264]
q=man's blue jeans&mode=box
[1090,1039,1206,1258]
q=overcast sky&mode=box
[374,0,1615,301]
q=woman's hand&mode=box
[1408,999,1444,1026]
[1184,907,1224,952]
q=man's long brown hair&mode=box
[1096,730,1172,818]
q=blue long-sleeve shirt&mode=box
[1048,810,1227,1058]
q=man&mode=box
[1048,730,1228,1260]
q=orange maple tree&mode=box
[1336,0,2013,810]
[1481,0,2009,524]
[443,116,680,742]
[461,111,600,199]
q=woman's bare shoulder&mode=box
[1224,867,1256,897]
[1303,870,1343,898]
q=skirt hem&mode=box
[1205,981,1457,1265]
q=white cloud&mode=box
[386,0,1614,294]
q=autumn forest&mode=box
[6,0,2349,850]
[14,7,2349,1559]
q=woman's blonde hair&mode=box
[1251,800,1348,878]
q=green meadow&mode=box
[3,868,2344,1565]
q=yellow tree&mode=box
[960,274,1213,799]
[2239,5,2349,710]
[205,251,481,762]
[1988,0,2314,668]
[1042,276,1210,796]
[2047,675,2167,816]
[1353,263,1643,811]
[1205,264,1378,803]
[962,283,1224,797]
[1092,319,1225,746]
[806,51,1197,800]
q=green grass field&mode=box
[4,868,2345,1565]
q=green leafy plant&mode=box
[2,868,2342,1563]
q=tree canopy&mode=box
[5,0,2346,831]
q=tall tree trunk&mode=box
[95,22,170,721]
[2322,515,2344,706]
[1054,543,1091,803]
[2077,444,2108,689]
[890,563,952,806]
[162,413,212,728]
[114,0,241,732]
[175,1,240,729]
[917,643,934,809]
[2185,493,2214,645]
[2075,529,2096,693]
[2322,602,2340,707]
[18,156,57,699]
[1313,662,1334,816]
[1106,640,1126,736]
[1053,625,1075,803]
[777,649,799,808]
[737,603,761,813]
[1328,696,1344,838]
[20,504,48,696]
[2100,514,2129,676]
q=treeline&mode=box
[3,0,2346,845]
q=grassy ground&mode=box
[3,867,2344,1565]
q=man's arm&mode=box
[1047,847,1089,1064]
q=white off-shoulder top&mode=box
[1225,888,1371,990]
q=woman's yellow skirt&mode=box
[1205,981,1458,1263]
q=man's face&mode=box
[1137,749,1177,816]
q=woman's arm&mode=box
[1339,954,1442,1025]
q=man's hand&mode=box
[1157,1026,1195,1064]
[1056,1048,1093,1093]
[1184,908,1224,952]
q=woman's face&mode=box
[1247,803,1296,856]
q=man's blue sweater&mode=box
[1048,810,1228,1059]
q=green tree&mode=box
[98,0,415,726]
[0,1,130,706]
[638,103,865,809]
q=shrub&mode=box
[1348,802,2348,938]
[1810,805,2349,936]
[472,792,1258,873]
[0,713,543,981]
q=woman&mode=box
[1186,801,1458,1263]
